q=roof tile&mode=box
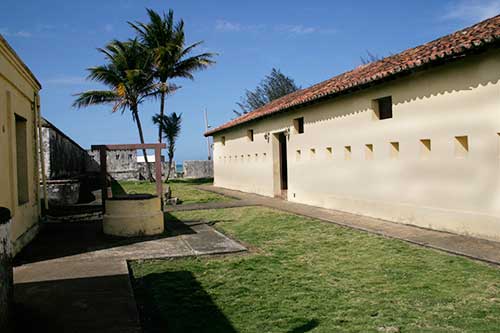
[206,14,500,136]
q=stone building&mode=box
[87,149,176,181]
[206,15,500,242]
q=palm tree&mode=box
[130,8,216,143]
[153,112,182,181]
[73,39,156,181]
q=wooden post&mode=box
[99,146,107,213]
[91,143,166,211]
[154,146,163,209]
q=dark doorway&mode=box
[278,132,288,196]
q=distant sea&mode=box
[176,164,183,173]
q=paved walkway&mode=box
[166,199,249,212]
[13,220,246,333]
[197,185,500,266]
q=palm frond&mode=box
[72,90,119,108]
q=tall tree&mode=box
[152,112,182,182]
[235,68,300,116]
[360,50,382,65]
[130,8,216,143]
[73,39,156,181]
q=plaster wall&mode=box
[213,49,500,242]
[0,38,41,254]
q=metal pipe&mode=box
[204,108,211,160]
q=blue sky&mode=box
[1,0,499,161]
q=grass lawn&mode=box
[112,178,231,204]
[130,206,500,333]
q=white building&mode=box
[205,15,500,242]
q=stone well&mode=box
[103,194,164,237]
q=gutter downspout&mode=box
[35,92,48,212]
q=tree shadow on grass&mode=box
[287,319,319,333]
[164,212,197,236]
[169,177,213,185]
[110,179,127,196]
[131,270,237,333]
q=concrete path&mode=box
[166,200,249,212]
[13,220,246,332]
[197,185,500,266]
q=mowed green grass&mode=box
[113,178,231,204]
[131,206,500,333]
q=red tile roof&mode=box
[206,14,500,136]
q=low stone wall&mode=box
[41,118,98,180]
[46,179,81,206]
[0,207,12,332]
[88,149,138,180]
[137,161,177,180]
[183,160,213,179]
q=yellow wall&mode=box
[213,49,500,242]
[0,36,42,254]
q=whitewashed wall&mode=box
[213,49,500,242]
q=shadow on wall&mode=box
[14,273,139,333]
[301,52,500,126]
[131,270,238,333]
[238,52,500,137]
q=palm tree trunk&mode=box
[132,105,154,181]
[166,149,173,182]
[158,90,166,143]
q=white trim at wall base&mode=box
[214,182,500,243]
[288,192,500,243]
[12,222,39,256]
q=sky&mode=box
[1,0,499,162]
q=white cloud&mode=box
[36,24,55,32]
[215,20,335,36]
[215,20,265,33]
[215,20,242,32]
[443,0,500,21]
[276,24,336,35]
[276,24,317,35]
[45,76,89,85]
[0,28,32,38]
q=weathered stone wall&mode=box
[137,162,177,180]
[0,207,12,332]
[41,118,98,180]
[88,149,138,180]
[183,160,213,179]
